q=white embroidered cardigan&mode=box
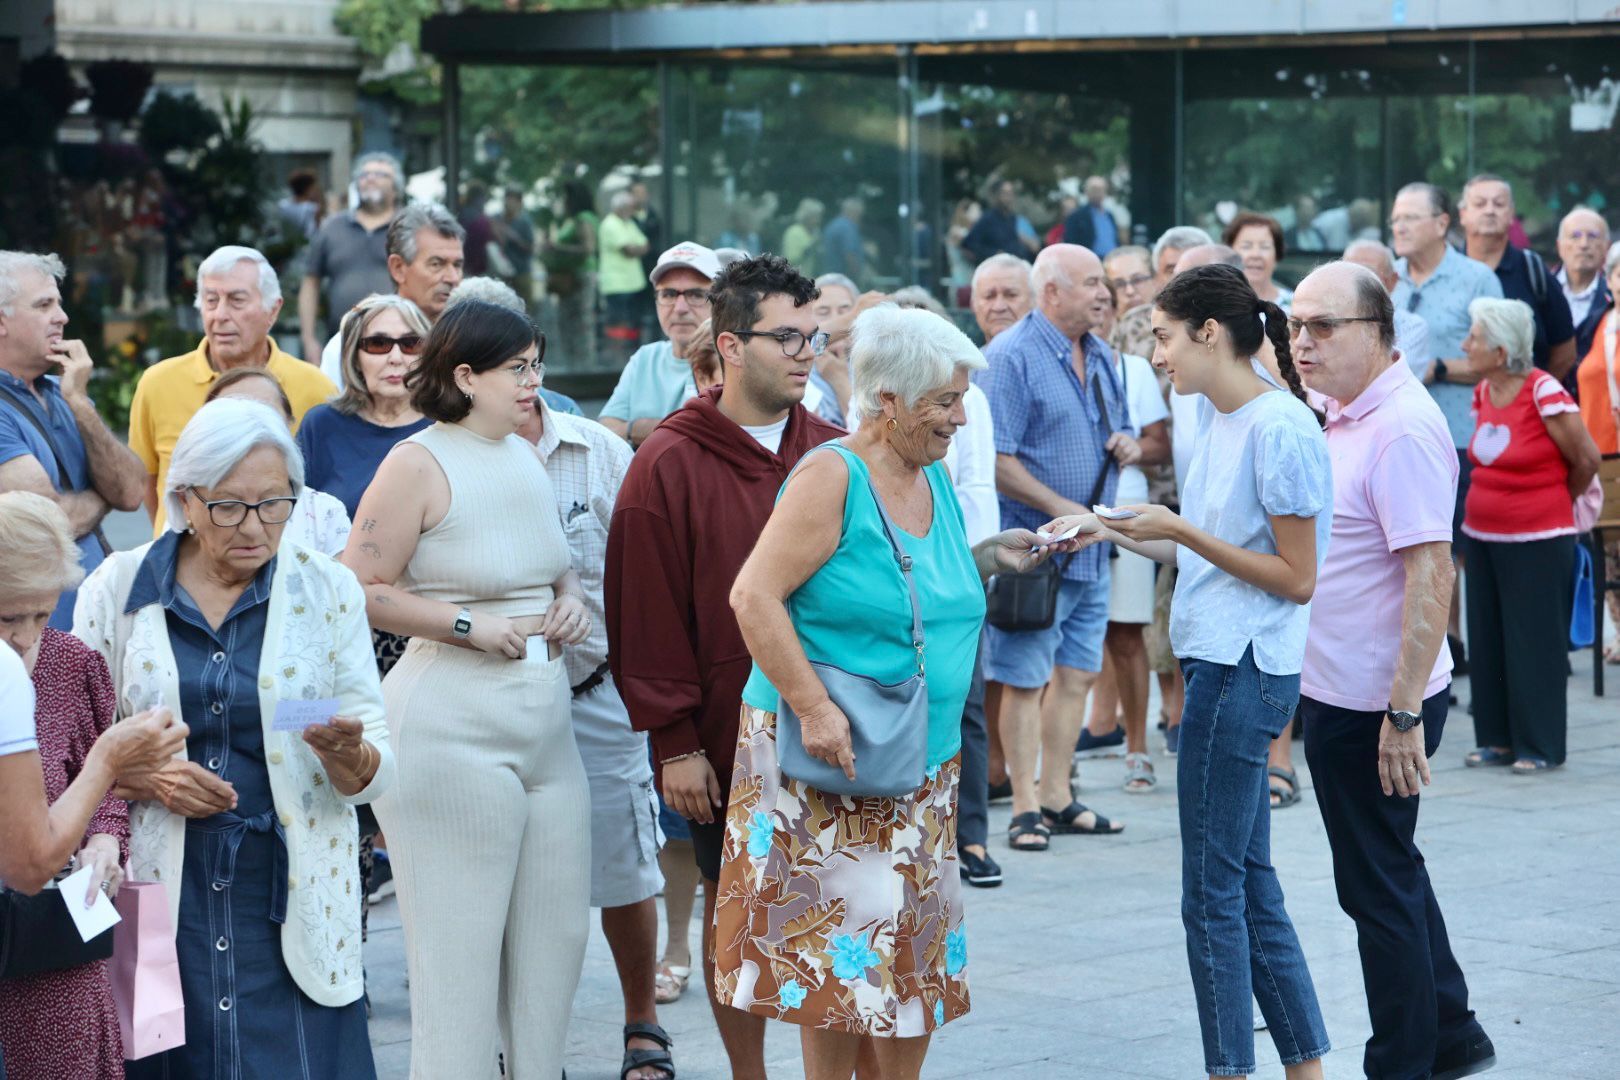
[72,540,395,1008]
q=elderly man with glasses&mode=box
[299,152,403,363]
[1291,261,1496,1080]
[600,242,723,447]
[1389,182,1503,669]
[1555,207,1613,361]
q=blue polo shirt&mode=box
[0,369,102,628]
[977,310,1131,582]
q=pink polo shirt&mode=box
[1302,361,1457,712]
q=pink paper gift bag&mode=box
[109,881,187,1060]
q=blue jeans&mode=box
[1178,644,1330,1075]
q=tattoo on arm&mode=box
[359,541,382,559]
[360,518,376,533]
[375,594,394,606]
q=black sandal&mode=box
[1007,811,1050,851]
[1268,767,1302,809]
[1040,801,1124,835]
[621,1022,675,1080]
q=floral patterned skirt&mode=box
[712,705,970,1038]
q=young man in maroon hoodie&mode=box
[606,254,841,1079]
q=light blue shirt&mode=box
[1172,388,1333,676]
[1089,205,1118,256]
[1392,245,1504,448]
[598,339,697,425]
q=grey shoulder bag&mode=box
[776,457,929,798]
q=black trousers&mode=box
[957,630,989,850]
[1302,690,1483,1080]
[1464,534,1575,764]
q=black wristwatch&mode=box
[1432,359,1448,384]
[1388,708,1422,733]
[452,607,474,639]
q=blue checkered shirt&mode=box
[978,310,1132,582]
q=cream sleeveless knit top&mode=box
[399,422,571,618]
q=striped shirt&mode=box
[533,401,633,686]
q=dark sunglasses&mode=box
[359,334,425,356]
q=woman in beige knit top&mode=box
[341,300,593,1079]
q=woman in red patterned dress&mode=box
[0,615,130,1076]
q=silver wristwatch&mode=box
[1388,708,1421,733]
[452,607,474,639]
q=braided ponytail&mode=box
[1259,299,1323,427]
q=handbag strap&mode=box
[0,383,112,556]
[860,471,928,676]
[1087,359,1117,509]
[782,442,927,674]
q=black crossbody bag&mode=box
[0,882,116,980]
[985,362,1119,632]
[0,385,113,556]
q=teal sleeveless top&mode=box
[742,442,987,768]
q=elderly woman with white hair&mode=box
[74,398,394,1079]
[1459,297,1600,774]
[717,305,1076,1080]
[0,492,186,1079]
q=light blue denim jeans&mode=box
[1178,644,1330,1076]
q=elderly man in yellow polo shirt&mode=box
[130,245,335,532]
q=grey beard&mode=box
[358,188,392,211]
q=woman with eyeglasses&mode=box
[1043,264,1333,1080]
[341,299,594,1078]
[75,397,395,1080]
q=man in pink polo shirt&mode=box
[1293,261,1495,1080]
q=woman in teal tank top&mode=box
[713,305,1079,1080]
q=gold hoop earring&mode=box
[885,417,899,432]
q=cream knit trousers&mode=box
[375,639,590,1079]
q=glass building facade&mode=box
[432,12,1620,383]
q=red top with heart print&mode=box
[1463,368,1581,542]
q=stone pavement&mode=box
[100,511,1620,1077]
[358,651,1619,1079]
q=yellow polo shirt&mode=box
[129,339,336,533]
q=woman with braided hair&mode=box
[1042,262,1333,1079]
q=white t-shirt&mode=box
[741,416,789,454]
[0,640,38,758]
[944,382,1000,545]
[1114,352,1169,505]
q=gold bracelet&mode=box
[660,749,706,766]
[330,742,374,786]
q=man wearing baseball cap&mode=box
[600,242,721,447]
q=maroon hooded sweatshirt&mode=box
[606,385,842,789]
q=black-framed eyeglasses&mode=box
[358,334,424,356]
[656,288,711,307]
[731,329,830,357]
[1285,316,1382,341]
[187,488,297,528]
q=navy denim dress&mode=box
[125,534,374,1080]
